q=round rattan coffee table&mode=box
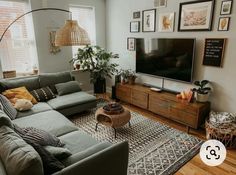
[95,104,131,138]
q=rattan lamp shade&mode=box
[55,20,91,46]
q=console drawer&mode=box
[116,85,131,103]
[149,95,170,117]
[131,89,148,109]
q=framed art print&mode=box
[142,9,156,32]
[133,11,141,19]
[178,0,215,31]
[220,0,233,15]
[130,21,140,33]
[154,0,167,8]
[127,38,135,51]
[218,17,230,31]
[158,12,175,32]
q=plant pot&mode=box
[196,93,209,102]
[94,77,106,94]
[128,76,136,85]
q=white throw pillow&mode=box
[14,99,33,111]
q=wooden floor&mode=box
[97,94,236,175]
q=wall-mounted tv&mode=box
[136,38,196,83]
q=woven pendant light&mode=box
[55,20,91,46]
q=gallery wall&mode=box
[106,0,236,112]
[30,0,106,90]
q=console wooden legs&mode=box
[186,126,190,134]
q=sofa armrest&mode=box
[54,141,129,175]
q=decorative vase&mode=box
[196,93,209,102]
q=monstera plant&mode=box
[71,45,119,93]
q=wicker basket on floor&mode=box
[206,119,236,149]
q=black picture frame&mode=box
[178,0,215,32]
[142,9,156,32]
[220,0,233,15]
[130,21,140,33]
[203,38,227,67]
[133,11,141,19]
[218,17,230,31]
[127,38,136,51]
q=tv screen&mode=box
[136,38,195,83]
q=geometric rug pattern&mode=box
[71,101,203,175]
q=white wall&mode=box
[30,0,106,90]
[106,0,236,112]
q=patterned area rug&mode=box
[70,101,203,175]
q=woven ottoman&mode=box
[95,104,131,138]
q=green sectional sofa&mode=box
[0,71,129,175]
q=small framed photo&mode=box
[142,9,156,32]
[133,11,141,19]
[154,0,167,8]
[220,0,233,15]
[127,38,135,51]
[158,12,175,32]
[130,21,140,33]
[218,17,230,31]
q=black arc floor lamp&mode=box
[0,8,91,46]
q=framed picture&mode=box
[130,21,140,33]
[142,9,156,32]
[220,0,233,15]
[218,17,230,31]
[154,0,167,8]
[158,12,175,32]
[133,11,141,19]
[127,38,135,51]
[178,0,215,31]
[203,38,227,67]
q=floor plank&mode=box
[96,94,236,175]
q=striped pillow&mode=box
[30,87,56,102]
[14,124,64,147]
[0,94,17,120]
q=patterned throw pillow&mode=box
[14,124,65,147]
[30,87,56,102]
[0,94,17,120]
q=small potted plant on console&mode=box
[192,80,211,102]
[120,69,137,85]
[127,70,137,85]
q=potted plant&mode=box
[70,45,119,93]
[119,69,137,85]
[192,80,211,102]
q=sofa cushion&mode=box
[0,126,43,175]
[39,71,72,93]
[30,86,56,102]
[0,76,40,91]
[59,131,111,166]
[55,81,81,96]
[0,94,17,120]
[3,86,38,104]
[13,110,78,136]
[17,102,52,118]
[0,110,13,128]
[47,92,96,110]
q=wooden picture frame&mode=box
[202,38,227,67]
[220,0,233,15]
[127,38,135,51]
[154,0,167,8]
[133,11,141,19]
[178,0,215,31]
[142,9,156,32]
[130,21,140,33]
[218,17,230,31]
[158,12,175,32]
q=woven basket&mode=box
[206,119,236,149]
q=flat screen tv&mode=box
[136,38,196,83]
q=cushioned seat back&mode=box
[0,76,40,92]
[39,71,72,88]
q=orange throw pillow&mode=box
[3,87,38,104]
